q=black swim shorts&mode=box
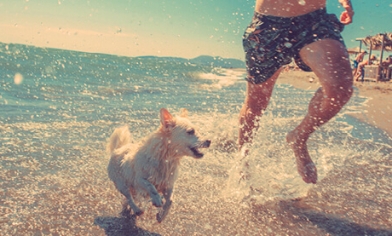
[243,8,345,84]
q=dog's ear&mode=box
[160,108,174,129]
[179,108,188,118]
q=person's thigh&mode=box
[243,14,292,84]
[244,68,282,109]
[298,39,353,96]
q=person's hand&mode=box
[340,10,354,25]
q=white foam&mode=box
[196,68,246,89]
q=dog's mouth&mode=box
[189,140,211,158]
[190,147,204,158]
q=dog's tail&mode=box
[106,125,132,155]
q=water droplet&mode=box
[298,0,306,6]
[284,42,293,48]
[14,73,23,84]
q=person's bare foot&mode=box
[286,131,317,184]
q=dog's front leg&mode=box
[136,178,162,207]
[157,188,173,223]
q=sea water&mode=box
[1,43,391,235]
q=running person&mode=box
[240,0,354,184]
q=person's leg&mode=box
[352,61,358,77]
[287,39,353,184]
[239,68,282,151]
[354,67,363,81]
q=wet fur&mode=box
[107,108,210,222]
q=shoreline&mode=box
[276,70,392,139]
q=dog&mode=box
[107,108,211,223]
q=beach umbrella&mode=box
[357,33,392,63]
[361,33,392,52]
[347,47,366,54]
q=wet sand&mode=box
[94,143,392,236]
[278,70,392,138]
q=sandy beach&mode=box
[277,70,392,139]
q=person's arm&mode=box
[339,0,354,25]
[358,60,368,68]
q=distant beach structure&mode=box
[352,33,392,81]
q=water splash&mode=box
[298,0,306,6]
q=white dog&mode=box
[107,108,211,222]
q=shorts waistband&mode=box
[253,8,327,24]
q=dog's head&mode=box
[159,108,211,159]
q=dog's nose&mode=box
[205,140,211,147]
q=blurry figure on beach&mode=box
[354,55,377,82]
[352,51,367,76]
[382,55,392,67]
[240,0,354,184]
[381,55,392,80]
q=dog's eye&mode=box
[187,129,195,135]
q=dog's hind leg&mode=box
[116,183,144,216]
[136,178,162,207]
[157,188,173,223]
[120,198,131,217]
[123,192,144,216]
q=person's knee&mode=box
[324,77,352,104]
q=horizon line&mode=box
[0,41,245,62]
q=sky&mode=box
[0,0,391,60]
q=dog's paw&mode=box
[156,211,166,223]
[152,199,163,207]
[151,194,163,207]
[128,205,144,216]
[120,207,132,218]
[156,200,172,223]
[134,208,144,216]
[121,206,144,217]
